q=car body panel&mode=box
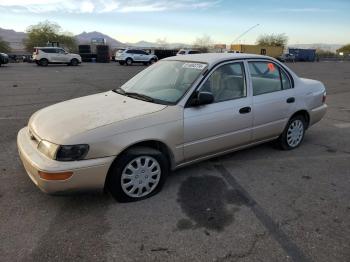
[17,53,327,194]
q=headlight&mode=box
[38,140,59,159]
[56,144,89,161]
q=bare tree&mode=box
[193,35,213,53]
[256,33,288,48]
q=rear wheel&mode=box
[125,58,133,66]
[107,147,168,202]
[278,115,306,150]
[39,59,48,66]
[119,61,125,65]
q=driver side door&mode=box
[183,61,253,161]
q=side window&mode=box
[126,50,134,54]
[249,61,291,96]
[41,49,55,53]
[281,70,292,90]
[201,62,246,103]
[56,49,66,54]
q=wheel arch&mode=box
[290,109,310,129]
[104,139,175,190]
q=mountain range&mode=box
[0,27,343,53]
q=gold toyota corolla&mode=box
[18,53,327,202]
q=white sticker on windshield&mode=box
[182,63,206,70]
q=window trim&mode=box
[185,60,247,107]
[247,59,294,96]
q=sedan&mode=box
[17,53,327,202]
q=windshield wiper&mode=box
[124,92,154,102]
[113,87,126,95]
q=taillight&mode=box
[322,92,326,103]
[35,49,38,55]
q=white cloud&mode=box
[0,0,221,14]
[80,1,94,13]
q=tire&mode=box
[277,115,306,150]
[119,61,125,65]
[125,58,133,66]
[70,59,78,66]
[149,58,156,65]
[39,59,48,66]
[106,147,168,202]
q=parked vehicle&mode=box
[0,52,9,66]
[176,49,201,55]
[115,49,157,65]
[288,48,316,62]
[277,53,296,63]
[33,47,82,66]
[18,53,327,202]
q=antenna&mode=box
[232,24,260,44]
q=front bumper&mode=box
[17,127,115,194]
[310,104,328,126]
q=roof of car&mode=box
[35,47,60,49]
[164,53,274,66]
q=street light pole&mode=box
[232,24,260,44]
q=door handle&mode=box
[286,97,295,103]
[239,107,251,114]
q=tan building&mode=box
[231,44,283,58]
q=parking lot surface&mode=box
[0,62,349,262]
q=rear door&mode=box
[183,61,253,161]
[247,60,296,142]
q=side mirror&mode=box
[191,91,214,106]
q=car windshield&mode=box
[117,60,207,104]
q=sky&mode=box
[0,0,349,45]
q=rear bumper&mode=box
[309,104,327,126]
[17,127,115,194]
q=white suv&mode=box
[33,47,82,66]
[176,49,201,55]
[115,49,158,66]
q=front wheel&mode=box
[70,59,78,66]
[278,115,306,150]
[106,147,168,202]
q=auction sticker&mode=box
[182,63,206,70]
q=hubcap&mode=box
[287,120,304,147]
[121,156,161,198]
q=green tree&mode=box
[0,37,11,53]
[256,33,288,48]
[23,21,77,52]
[337,44,350,54]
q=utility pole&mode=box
[232,24,260,44]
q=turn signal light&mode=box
[38,171,73,181]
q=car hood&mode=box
[29,91,167,143]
